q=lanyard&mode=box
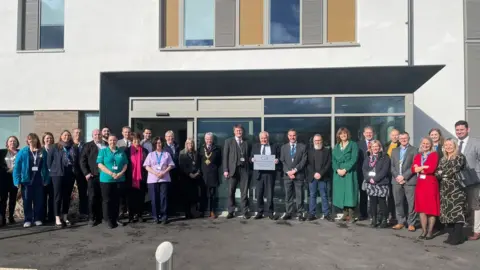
[421,152,430,166]
[110,148,119,166]
[155,151,164,165]
[399,147,407,163]
[30,150,38,165]
[63,147,71,159]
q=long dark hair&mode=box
[57,130,73,149]
[27,133,42,149]
[152,136,164,151]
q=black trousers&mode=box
[207,187,217,212]
[75,173,88,215]
[119,183,128,216]
[52,173,75,217]
[128,186,144,218]
[228,166,250,214]
[284,178,305,215]
[358,178,368,218]
[43,182,54,221]
[88,176,103,222]
[387,184,396,222]
[101,182,120,223]
[369,195,387,220]
[256,172,275,215]
[0,181,17,220]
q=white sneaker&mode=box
[335,213,344,220]
[35,221,43,226]
[23,222,32,228]
[320,215,325,220]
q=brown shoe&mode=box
[408,225,416,232]
[468,232,480,241]
[392,224,405,230]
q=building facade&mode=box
[0,0,476,209]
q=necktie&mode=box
[290,144,296,158]
[261,144,266,155]
[458,140,464,154]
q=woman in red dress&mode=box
[411,136,440,240]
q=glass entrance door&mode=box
[197,118,261,212]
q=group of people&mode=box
[0,121,479,246]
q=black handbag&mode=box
[456,168,480,188]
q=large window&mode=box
[40,0,65,49]
[18,0,65,51]
[83,112,99,142]
[264,97,331,114]
[183,0,215,46]
[270,0,300,44]
[335,96,405,114]
[161,0,357,49]
[264,117,332,147]
[0,115,20,146]
[335,116,405,145]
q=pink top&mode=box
[143,150,175,183]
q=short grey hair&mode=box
[165,130,175,137]
[313,134,322,139]
[259,131,269,137]
[205,132,214,138]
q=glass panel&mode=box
[40,0,65,49]
[184,0,215,46]
[83,112,99,142]
[0,115,20,146]
[197,118,261,211]
[264,97,332,114]
[270,0,300,44]
[335,96,405,114]
[335,116,405,145]
[264,117,331,212]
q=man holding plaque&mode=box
[280,129,308,221]
[250,131,279,220]
[223,124,251,219]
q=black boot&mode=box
[370,216,377,228]
[449,223,465,245]
[443,224,454,244]
[379,217,388,228]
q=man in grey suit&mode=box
[391,132,418,231]
[280,129,308,221]
[455,120,480,240]
[116,126,132,150]
[223,124,251,219]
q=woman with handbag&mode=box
[435,138,467,245]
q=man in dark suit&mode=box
[280,129,308,221]
[357,126,374,220]
[250,131,279,220]
[223,124,251,219]
[391,132,418,231]
[80,129,106,227]
[164,130,181,216]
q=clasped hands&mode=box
[155,171,166,179]
[395,175,406,185]
[336,169,347,177]
[189,172,200,179]
[287,169,296,180]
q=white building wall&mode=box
[0,0,464,140]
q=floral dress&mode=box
[435,154,466,224]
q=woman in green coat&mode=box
[332,127,359,223]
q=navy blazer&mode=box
[164,142,180,167]
[47,144,79,177]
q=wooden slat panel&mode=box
[239,0,264,45]
[327,0,356,43]
[165,0,179,47]
[215,0,236,47]
[24,0,39,50]
[466,0,480,39]
[302,0,323,44]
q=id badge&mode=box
[32,166,38,172]
[368,171,376,177]
[240,157,245,162]
[112,166,118,170]
[156,166,162,171]
[419,174,426,179]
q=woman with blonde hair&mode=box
[435,138,467,245]
[179,138,202,219]
[411,136,440,240]
[362,140,391,228]
[332,127,359,223]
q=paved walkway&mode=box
[0,218,478,270]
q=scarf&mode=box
[130,145,143,189]
[60,140,74,166]
[369,154,378,168]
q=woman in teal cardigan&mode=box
[332,127,359,223]
[13,133,50,228]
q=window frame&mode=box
[17,0,65,52]
[160,0,359,50]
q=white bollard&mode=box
[155,241,174,270]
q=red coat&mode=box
[411,151,440,216]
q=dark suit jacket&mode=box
[362,152,391,186]
[222,137,250,176]
[306,147,332,181]
[179,149,201,175]
[357,140,370,181]
[280,142,307,180]
[250,142,280,180]
[47,143,79,177]
[199,144,222,187]
[164,142,180,167]
[80,141,103,177]
[0,148,17,189]
[124,146,148,188]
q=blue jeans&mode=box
[22,174,45,223]
[309,179,331,216]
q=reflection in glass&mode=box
[184,0,215,46]
[335,116,405,146]
[40,0,65,49]
[197,118,261,211]
[335,96,405,114]
[264,97,332,115]
[0,115,20,146]
[270,0,300,44]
